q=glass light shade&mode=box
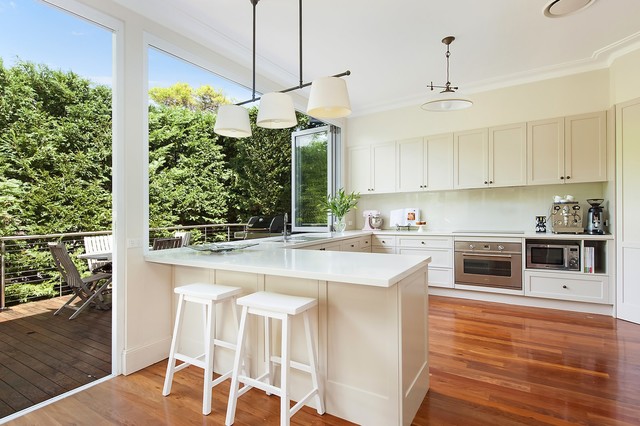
[214,104,252,138]
[421,90,473,112]
[256,92,297,129]
[306,76,351,119]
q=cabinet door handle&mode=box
[560,176,564,180]
[566,176,571,180]
[489,180,493,184]
[421,241,426,245]
[319,248,326,251]
[562,285,568,289]
[484,181,488,184]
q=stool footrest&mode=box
[211,370,233,388]
[175,353,206,369]
[290,388,322,417]
[238,373,282,397]
[270,355,313,374]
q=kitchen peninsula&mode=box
[145,240,431,426]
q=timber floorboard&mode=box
[0,295,111,418]
[6,296,640,425]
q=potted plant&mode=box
[321,188,360,233]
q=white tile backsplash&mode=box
[353,182,609,233]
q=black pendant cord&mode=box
[299,0,303,88]
[234,0,350,107]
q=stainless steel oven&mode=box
[454,241,522,289]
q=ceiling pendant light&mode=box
[214,104,252,137]
[214,0,351,139]
[256,92,297,128]
[421,36,473,112]
[307,76,351,119]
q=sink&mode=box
[269,235,329,243]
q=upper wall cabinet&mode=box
[397,134,454,192]
[349,142,396,194]
[453,124,526,189]
[453,128,488,189]
[528,111,606,185]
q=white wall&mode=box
[610,48,640,105]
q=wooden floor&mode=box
[0,295,111,419]
[6,296,640,425]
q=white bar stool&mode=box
[163,283,242,415]
[225,291,325,426]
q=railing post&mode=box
[1,240,6,310]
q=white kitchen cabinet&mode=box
[454,125,526,189]
[454,128,488,189]
[527,112,606,185]
[524,270,609,304]
[348,142,396,194]
[489,123,527,187]
[397,134,453,192]
[396,236,454,288]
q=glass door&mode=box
[291,126,340,232]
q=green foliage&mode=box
[149,82,229,112]
[0,59,112,236]
[320,188,360,218]
[5,282,57,303]
[296,133,329,226]
[148,105,230,227]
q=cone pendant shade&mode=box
[306,76,351,119]
[214,104,252,138]
[256,92,297,129]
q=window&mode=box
[291,125,341,232]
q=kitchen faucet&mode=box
[283,213,289,242]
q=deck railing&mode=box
[0,223,246,309]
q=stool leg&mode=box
[280,315,291,426]
[226,305,249,426]
[163,294,186,396]
[304,311,325,414]
[264,316,273,393]
[203,300,215,415]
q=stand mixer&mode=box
[362,210,383,230]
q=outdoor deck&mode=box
[0,295,111,418]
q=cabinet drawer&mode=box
[360,237,371,249]
[428,268,454,288]
[525,271,608,304]
[397,236,453,249]
[372,247,396,254]
[372,235,396,247]
[398,247,453,268]
[340,239,361,252]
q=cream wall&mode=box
[610,48,640,104]
[345,68,615,232]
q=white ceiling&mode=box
[113,0,640,116]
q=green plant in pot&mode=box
[321,188,360,233]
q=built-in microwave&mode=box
[526,242,580,271]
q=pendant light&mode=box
[214,104,252,137]
[214,0,351,139]
[421,36,473,112]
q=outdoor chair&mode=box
[173,231,191,247]
[83,234,113,273]
[152,237,183,250]
[48,242,112,320]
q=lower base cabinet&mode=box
[372,235,454,288]
[524,270,609,304]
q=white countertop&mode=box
[145,243,431,288]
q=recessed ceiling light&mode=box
[543,0,596,18]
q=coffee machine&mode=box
[550,201,583,234]
[586,199,606,234]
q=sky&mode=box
[0,0,252,102]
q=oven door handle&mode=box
[461,253,514,258]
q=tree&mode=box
[149,82,229,112]
[0,59,112,236]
